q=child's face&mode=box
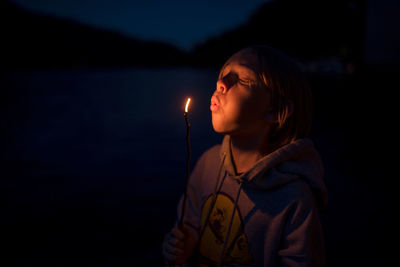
[211,49,271,136]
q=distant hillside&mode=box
[1,1,186,69]
[190,0,366,72]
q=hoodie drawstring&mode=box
[197,153,227,243]
[217,180,243,267]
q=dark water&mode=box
[2,67,221,177]
[1,68,393,266]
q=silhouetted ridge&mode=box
[1,1,186,69]
[190,0,366,71]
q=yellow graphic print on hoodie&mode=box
[198,193,254,265]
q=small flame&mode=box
[185,98,191,113]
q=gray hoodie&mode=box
[178,136,327,267]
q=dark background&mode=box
[1,0,398,266]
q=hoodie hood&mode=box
[221,135,328,208]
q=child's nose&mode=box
[216,79,228,94]
[216,74,233,94]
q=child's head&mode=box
[211,45,312,148]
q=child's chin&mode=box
[212,124,230,135]
[212,124,225,134]
[212,118,234,134]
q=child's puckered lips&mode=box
[210,96,220,112]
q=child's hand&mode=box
[162,225,195,265]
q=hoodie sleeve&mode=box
[278,186,326,267]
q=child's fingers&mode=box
[164,231,184,249]
[168,238,185,250]
[164,242,184,256]
[171,227,185,239]
[162,226,192,264]
[162,241,184,262]
[163,247,177,263]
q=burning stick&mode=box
[179,98,191,229]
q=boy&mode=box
[163,45,327,267]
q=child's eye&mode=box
[239,79,251,87]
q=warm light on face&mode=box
[185,98,191,113]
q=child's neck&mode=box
[230,127,273,174]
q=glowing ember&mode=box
[185,98,191,113]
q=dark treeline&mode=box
[191,0,366,70]
[1,1,185,69]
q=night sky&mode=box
[10,0,270,50]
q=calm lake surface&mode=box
[3,67,223,190]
